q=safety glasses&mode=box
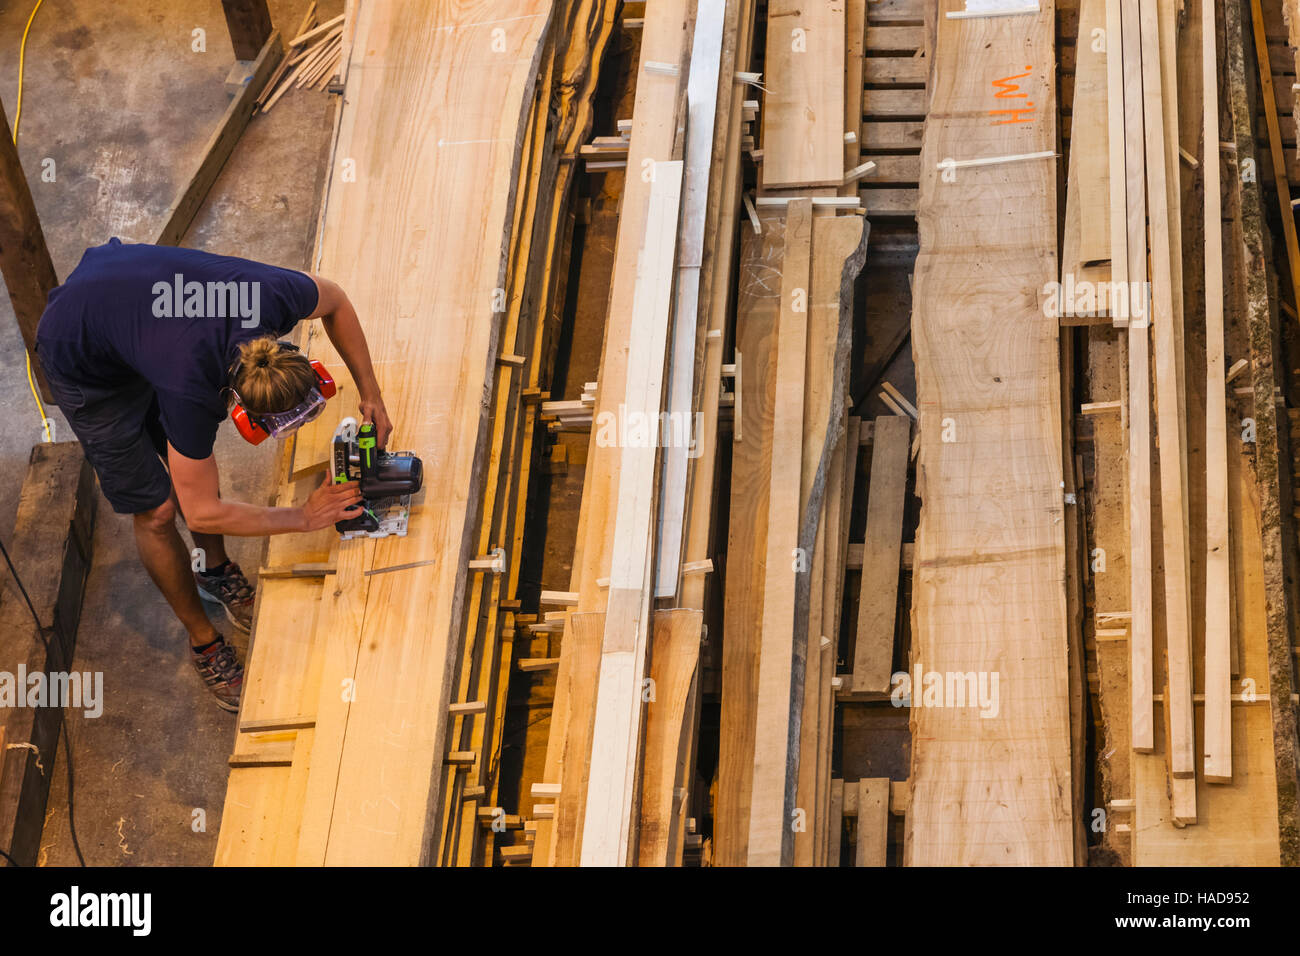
[254,388,328,439]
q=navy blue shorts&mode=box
[43,369,174,515]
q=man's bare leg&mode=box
[190,530,229,570]
[132,495,220,647]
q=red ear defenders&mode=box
[228,341,337,446]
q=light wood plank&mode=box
[636,609,703,865]
[1120,0,1154,754]
[1203,0,1231,783]
[582,162,684,866]
[761,1,847,187]
[715,216,783,866]
[905,0,1073,865]
[1138,0,1194,781]
[747,198,812,865]
[855,778,890,866]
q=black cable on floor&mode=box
[0,533,86,866]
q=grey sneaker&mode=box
[195,560,255,633]
[190,639,244,713]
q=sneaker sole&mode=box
[196,584,253,634]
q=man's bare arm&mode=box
[307,274,394,447]
[168,444,362,536]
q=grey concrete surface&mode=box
[0,0,340,865]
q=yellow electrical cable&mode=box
[15,0,52,443]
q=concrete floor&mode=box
[0,0,340,864]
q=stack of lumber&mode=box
[857,0,928,217]
[1074,0,1299,863]
[435,0,621,869]
[528,0,872,867]
[214,0,566,865]
[257,5,352,113]
[905,0,1073,864]
[711,2,871,868]
[531,0,705,868]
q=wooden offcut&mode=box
[760,0,847,188]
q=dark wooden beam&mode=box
[0,98,56,404]
[156,31,284,247]
[0,442,96,867]
[221,0,274,61]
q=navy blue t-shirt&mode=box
[36,239,320,459]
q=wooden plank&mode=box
[863,57,928,84]
[539,612,604,867]
[862,88,928,116]
[854,778,890,866]
[221,0,273,60]
[1120,0,1154,754]
[747,198,812,865]
[0,443,95,866]
[581,162,683,866]
[275,0,555,866]
[290,12,346,47]
[794,213,866,867]
[852,415,910,691]
[1225,0,1300,860]
[1203,0,1231,783]
[843,0,868,198]
[636,609,702,865]
[714,216,783,867]
[760,0,847,188]
[657,1,726,595]
[861,120,925,148]
[828,778,844,864]
[1073,0,1110,263]
[860,187,918,215]
[0,98,56,402]
[155,31,285,246]
[906,0,1072,865]
[866,25,925,49]
[1138,0,1194,781]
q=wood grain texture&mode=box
[582,161,683,866]
[853,415,910,692]
[714,217,783,866]
[1139,0,1195,782]
[218,0,555,866]
[1202,0,1232,784]
[1119,0,1154,754]
[760,0,847,188]
[747,198,812,866]
[0,98,57,401]
[905,0,1073,866]
[636,609,702,865]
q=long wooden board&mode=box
[714,216,784,866]
[747,198,813,866]
[582,161,684,866]
[852,415,910,692]
[217,0,556,866]
[905,0,1073,866]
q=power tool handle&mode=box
[357,422,378,479]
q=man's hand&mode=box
[359,396,394,449]
[301,477,364,531]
